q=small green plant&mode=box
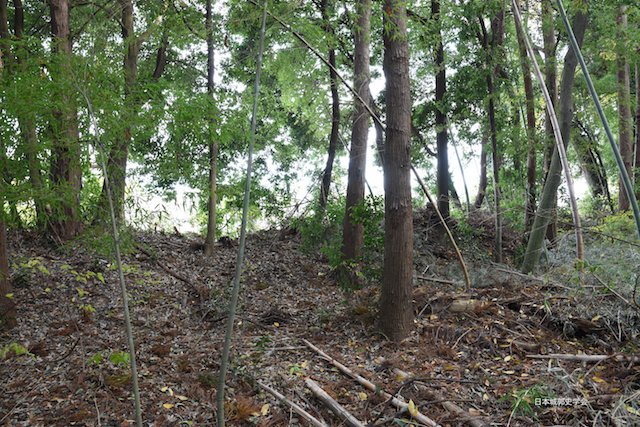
[109,350,131,368]
[296,195,384,290]
[501,384,554,420]
[0,343,35,360]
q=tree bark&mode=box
[433,0,448,219]
[616,6,633,212]
[341,0,370,268]
[49,0,83,240]
[379,0,413,341]
[319,0,340,211]
[204,0,218,256]
[521,6,588,275]
[0,218,15,329]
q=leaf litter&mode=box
[1,210,640,427]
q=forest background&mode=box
[1,0,640,335]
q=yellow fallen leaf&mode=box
[274,322,279,327]
[504,370,515,374]
[160,386,168,392]
[177,395,188,401]
[163,403,174,409]
[504,355,512,362]
[625,405,640,416]
[359,392,368,401]
[301,362,307,368]
[407,399,418,417]
[592,315,601,322]
[261,404,270,415]
[593,376,606,383]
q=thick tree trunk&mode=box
[204,0,217,256]
[521,7,588,275]
[616,6,633,212]
[542,0,558,244]
[433,0,448,219]
[515,9,538,230]
[49,0,83,240]
[379,0,413,342]
[319,0,340,211]
[341,0,370,266]
[0,219,15,329]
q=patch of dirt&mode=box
[1,210,639,427]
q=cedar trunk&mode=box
[341,0,370,265]
[49,0,83,240]
[379,0,413,341]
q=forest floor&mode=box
[1,208,640,427]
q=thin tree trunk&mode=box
[0,218,15,329]
[542,0,558,244]
[521,6,588,274]
[49,0,83,240]
[341,0,370,269]
[204,0,217,256]
[98,2,162,221]
[379,0,413,342]
[319,0,340,211]
[573,121,611,206]
[515,8,538,230]
[616,6,633,212]
[433,0,448,219]
[473,135,488,209]
[635,60,640,189]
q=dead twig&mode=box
[305,378,365,427]
[256,380,328,427]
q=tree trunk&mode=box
[98,0,161,222]
[2,0,45,227]
[319,0,340,211]
[635,60,640,189]
[49,0,83,240]
[379,0,413,342]
[0,219,15,329]
[573,121,612,207]
[341,0,370,266]
[204,0,218,256]
[515,8,538,230]
[433,0,448,219]
[542,0,558,244]
[521,6,588,275]
[473,135,488,209]
[616,6,633,212]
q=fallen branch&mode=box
[305,378,365,427]
[392,369,491,427]
[135,244,200,297]
[256,380,328,427]
[303,339,441,427]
